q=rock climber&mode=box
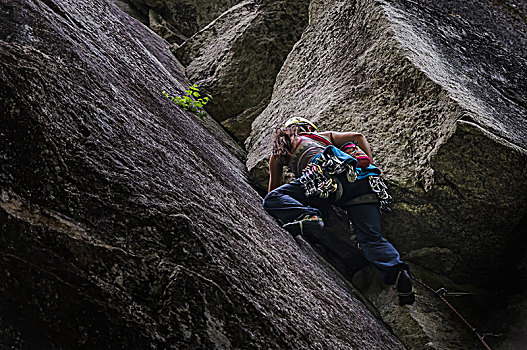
[263,117,415,306]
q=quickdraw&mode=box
[300,153,392,215]
[300,153,356,199]
[317,153,357,183]
[369,175,392,213]
[299,163,337,198]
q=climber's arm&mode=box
[268,155,284,193]
[320,131,374,160]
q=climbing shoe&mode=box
[282,215,324,237]
[395,270,415,306]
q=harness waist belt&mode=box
[339,193,379,207]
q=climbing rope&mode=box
[433,288,500,297]
[411,276,492,350]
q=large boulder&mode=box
[247,0,527,287]
[0,0,407,348]
[119,0,245,43]
[176,0,310,142]
[246,0,526,347]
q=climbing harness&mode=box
[299,150,392,215]
[300,152,356,199]
[300,163,337,198]
[340,141,371,169]
[369,176,392,213]
[340,193,379,207]
[411,276,492,350]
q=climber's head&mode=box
[283,117,319,133]
[271,117,317,164]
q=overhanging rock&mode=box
[246,1,527,347]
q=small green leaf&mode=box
[162,84,208,119]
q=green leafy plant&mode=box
[162,84,212,119]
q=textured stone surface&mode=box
[245,0,527,347]
[113,0,148,24]
[221,96,271,143]
[0,0,406,348]
[497,291,527,349]
[246,0,527,285]
[352,263,524,350]
[385,121,527,285]
[176,0,310,141]
[120,0,244,43]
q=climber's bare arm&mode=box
[319,131,373,160]
[268,155,284,193]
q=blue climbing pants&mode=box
[263,176,408,284]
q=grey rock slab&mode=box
[176,0,310,141]
[246,0,527,285]
[353,264,508,350]
[121,0,245,43]
[0,0,406,348]
[246,0,526,347]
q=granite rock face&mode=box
[0,0,407,348]
[120,0,245,44]
[176,0,310,141]
[246,0,526,347]
[247,0,527,286]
